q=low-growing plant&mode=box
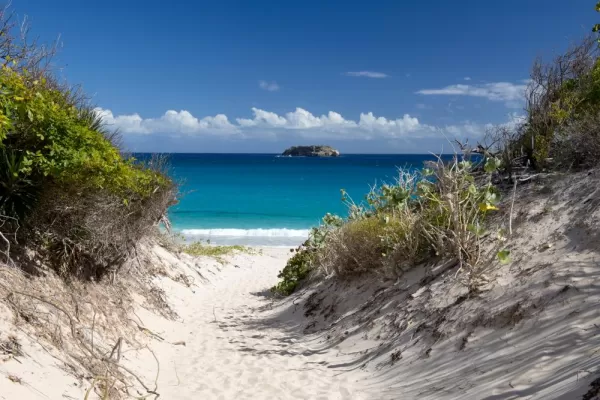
[272,249,313,295]
[271,213,343,295]
[318,217,389,276]
[417,157,501,273]
[183,242,252,258]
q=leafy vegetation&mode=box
[486,31,600,171]
[183,242,254,258]
[273,157,506,295]
[272,249,313,295]
[0,14,175,279]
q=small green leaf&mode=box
[467,223,485,236]
[484,157,502,173]
[497,250,511,264]
[459,160,472,170]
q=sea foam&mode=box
[180,228,310,246]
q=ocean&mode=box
[157,153,451,246]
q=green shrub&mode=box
[522,36,600,169]
[184,242,249,257]
[319,217,389,276]
[273,156,505,294]
[0,56,175,279]
[272,249,314,295]
[271,213,343,295]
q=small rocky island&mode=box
[282,145,340,157]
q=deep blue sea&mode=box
[155,153,451,246]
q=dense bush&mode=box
[272,249,314,295]
[274,157,504,295]
[484,36,600,171]
[0,29,175,279]
[272,213,342,295]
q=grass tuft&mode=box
[182,242,253,258]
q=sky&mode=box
[12,0,598,153]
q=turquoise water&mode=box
[155,153,451,246]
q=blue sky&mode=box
[14,0,597,153]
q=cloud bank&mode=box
[95,106,507,143]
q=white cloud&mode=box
[95,108,148,134]
[464,77,471,81]
[503,112,527,129]
[344,71,388,79]
[237,107,432,138]
[95,108,238,135]
[259,80,280,92]
[97,106,440,139]
[358,112,424,135]
[237,107,287,127]
[96,106,522,145]
[417,82,527,107]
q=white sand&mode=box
[124,246,370,399]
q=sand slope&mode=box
[280,170,600,400]
[125,246,370,400]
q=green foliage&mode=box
[0,57,175,279]
[525,34,600,168]
[183,242,252,258]
[272,249,313,295]
[273,156,508,295]
[271,212,343,295]
[497,250,511,265]
[0,147,40,219]
[0,65,170,222]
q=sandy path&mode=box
[129,247,370,400]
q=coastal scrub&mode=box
[0,30,175,279]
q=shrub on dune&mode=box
[0,49,176,279]
[274,156,504,294]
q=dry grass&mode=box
[0,239,179,399]
[12,172,177,280]
[318,217,388,276]
[313,156,498,283]
[183,243,254,258]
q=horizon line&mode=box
[127,152,461,155]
